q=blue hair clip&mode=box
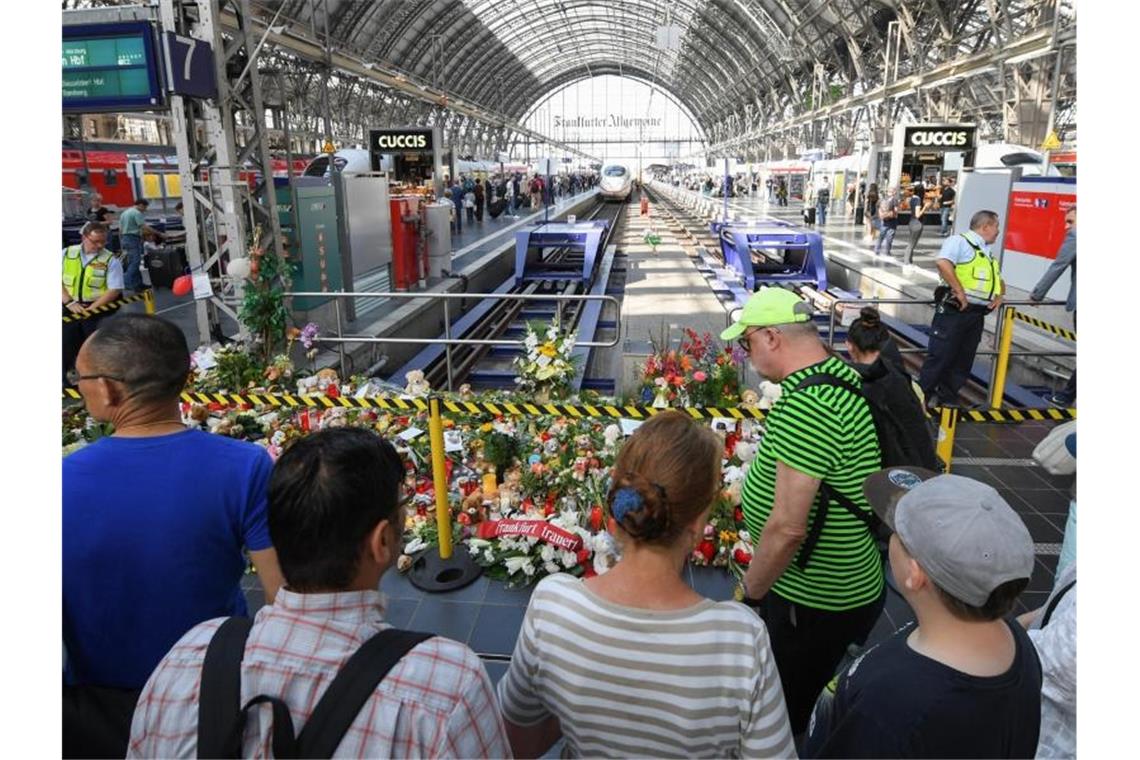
[611,487,645,522]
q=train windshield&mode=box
[603,166,628,177]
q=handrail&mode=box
[287,290,622,385]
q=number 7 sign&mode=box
[163,32,217,99]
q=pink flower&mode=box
[693,371,707,382]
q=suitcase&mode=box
[488,199,506,219]
[803,206,816,225]
[145,246,186,289]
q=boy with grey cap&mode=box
[803,467,1042,758]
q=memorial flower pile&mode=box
[63,346,766,588]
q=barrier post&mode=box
[428,397,453,560]
[407,397,483,592]
[144,289,155,315]
[988,306,1016,409]
[936,407,959,472]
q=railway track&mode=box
[418,199,628,392]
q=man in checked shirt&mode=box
[128,428,511,758]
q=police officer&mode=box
[918,209,1005,410]
[63,221,123,385]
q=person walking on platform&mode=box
[875,187,900,257]
[1030,205,1077,406]
[904,183,934,265]
[721,287,885,738]
[864,183,880,244]
[510,173,522,214]
[918,210,1006,410]
[938,176,956,236]
[62,221,123,386]
[815,181,830,225]
[450,180,464,235]
[117,198,158,294]
[529,174,543,209]
[473,178,486,222]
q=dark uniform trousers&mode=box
[63,306,108,386]
[918,302,988,400]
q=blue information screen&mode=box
[63,22,164,112]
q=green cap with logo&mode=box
[720,287,814,341]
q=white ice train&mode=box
[598,164,633,202]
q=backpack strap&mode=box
[1040,579,1076,628]
[792,374,880,570]
[296,629,434,758]
[198,617,255,759]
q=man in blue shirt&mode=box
[1030,206,1076,406]
[63,315,283,756]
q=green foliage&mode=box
[238,226,293,365]
[483,431,518,473]
[212,346,264,392]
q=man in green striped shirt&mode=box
[722,287,885,736]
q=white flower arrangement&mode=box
[513,322,579,400]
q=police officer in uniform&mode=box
[63,221,123,385]
[918,209,1005,410]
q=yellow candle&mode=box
[482,472,498,497]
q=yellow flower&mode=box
[720,530,738,544]
[539,343,558,358]
[480,422,493,433]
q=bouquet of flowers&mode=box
[514,321,578,402]
[643,227,661,252]
[638,327,741,408]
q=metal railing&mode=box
[288,290,622,390]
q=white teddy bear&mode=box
[404,370,431,398]
[757,380,783,410]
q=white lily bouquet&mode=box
[514,321,579,401]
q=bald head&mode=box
[83,315,190,405]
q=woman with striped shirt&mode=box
[498,411,796,758]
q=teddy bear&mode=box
[404,370,431,398]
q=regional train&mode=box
[598,164,633,202]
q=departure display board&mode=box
[63,22,164,112]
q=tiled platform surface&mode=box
[241,419,1074,689]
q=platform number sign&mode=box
[163,32,217,99]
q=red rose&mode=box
[457,512,471,526]
[697,540,716,562]
[326,384,339,398]
[583,564,598,579]
[589,505,604,532]
[576,548,591,565]
[734,507,744,523]
[733,548,753,565]
[543,503,556,517]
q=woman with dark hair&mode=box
[498,411,795,759]
[904,183,934,265]
[864,183,880,243]
[846,307,940,470]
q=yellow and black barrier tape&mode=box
[955,407,1076,423]
[1010,310,1076,341]
[62,388,1075,423]
[62,292,151,323]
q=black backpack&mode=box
[791,372,935,570]
[197,617,432,758]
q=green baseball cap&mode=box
[720,287,814,341]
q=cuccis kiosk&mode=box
[368,127,445,198]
